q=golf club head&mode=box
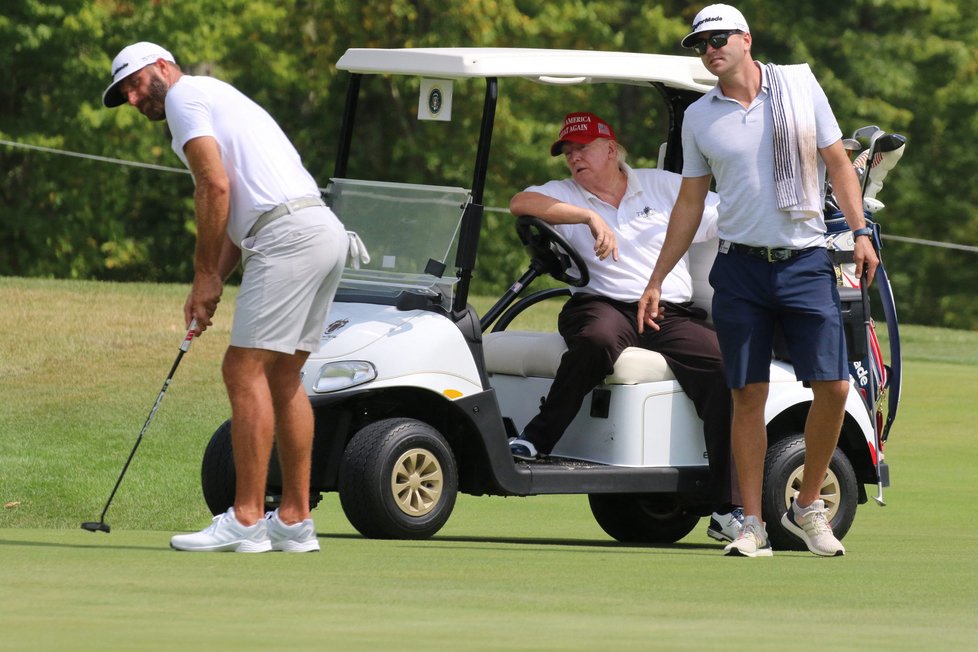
[864,136,907,201]
[81,521,111,534]
[874,133,907,153]
[852,125,881,144]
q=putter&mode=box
[81,319,198,533]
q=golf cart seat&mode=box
[482,237,720,466]
[483,238,719,384]
[483,331,674,383]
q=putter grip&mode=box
[181,319,198,352]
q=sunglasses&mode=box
[691,30,742,56]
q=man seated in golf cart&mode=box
[506,112,742,543]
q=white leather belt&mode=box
[247,197,325,239]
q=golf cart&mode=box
[200,48,901,550]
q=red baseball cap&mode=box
[549,112,617,157]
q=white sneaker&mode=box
[707,507,744,543]
[781,499,846,557]
[170,507,272,553]
[266,509,321,553]
[723,515,773,557]
[508,436,540,461]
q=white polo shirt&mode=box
[524,164,719,302]
[682,61,843,249]
[165,75,322,246]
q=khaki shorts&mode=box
[232,206,346,354]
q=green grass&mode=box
[2,276,978,650]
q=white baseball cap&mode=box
[102,41,175,108]
[681,4,750,48]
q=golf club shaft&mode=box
[861,268,886,507]
[94,320,198,523]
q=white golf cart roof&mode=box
[336,47,716,93]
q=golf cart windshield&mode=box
[327,178,470,310]
[329,48,717,313]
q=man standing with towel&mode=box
[638,5,879,557]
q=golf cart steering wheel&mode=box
[515,216,590,288]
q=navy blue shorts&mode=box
[709,246,848,389]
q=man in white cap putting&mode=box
[103,42,348,552]
[639,5,879,557]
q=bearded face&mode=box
[139,72,169,121]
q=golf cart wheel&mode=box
[588,494,700,544]
[762,433,858,551]
[201,420,236,516]
[199,419,323,516]
[339,418,458,539]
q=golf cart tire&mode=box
[200,419,323,516]
[762,433,859,551]
[339,418,458,540]
[201,420,236,516]
[588,494,700,544]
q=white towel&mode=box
[346,231,371,269]
[769,63,820,221]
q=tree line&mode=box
[2,0,977,328]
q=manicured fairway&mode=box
[2,278,977,650]
[2,482,977,650]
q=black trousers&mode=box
[522,293,734,507]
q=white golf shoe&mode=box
[781,499,846,557]
[266,509,321,553]
[723,515,774,557]
[170,507,272,553]
[707,507,744,543]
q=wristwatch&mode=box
[852,227,872,239]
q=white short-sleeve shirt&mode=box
[524,164,719,302]
[165,75,321,246]
[682,62,843,249]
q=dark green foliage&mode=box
[1,1,975,326]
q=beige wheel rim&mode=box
[391,448,443,517]
[784,465,842,521]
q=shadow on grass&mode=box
[0,532,723,555]
[320,531,722,554]
[0,537,161,552]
